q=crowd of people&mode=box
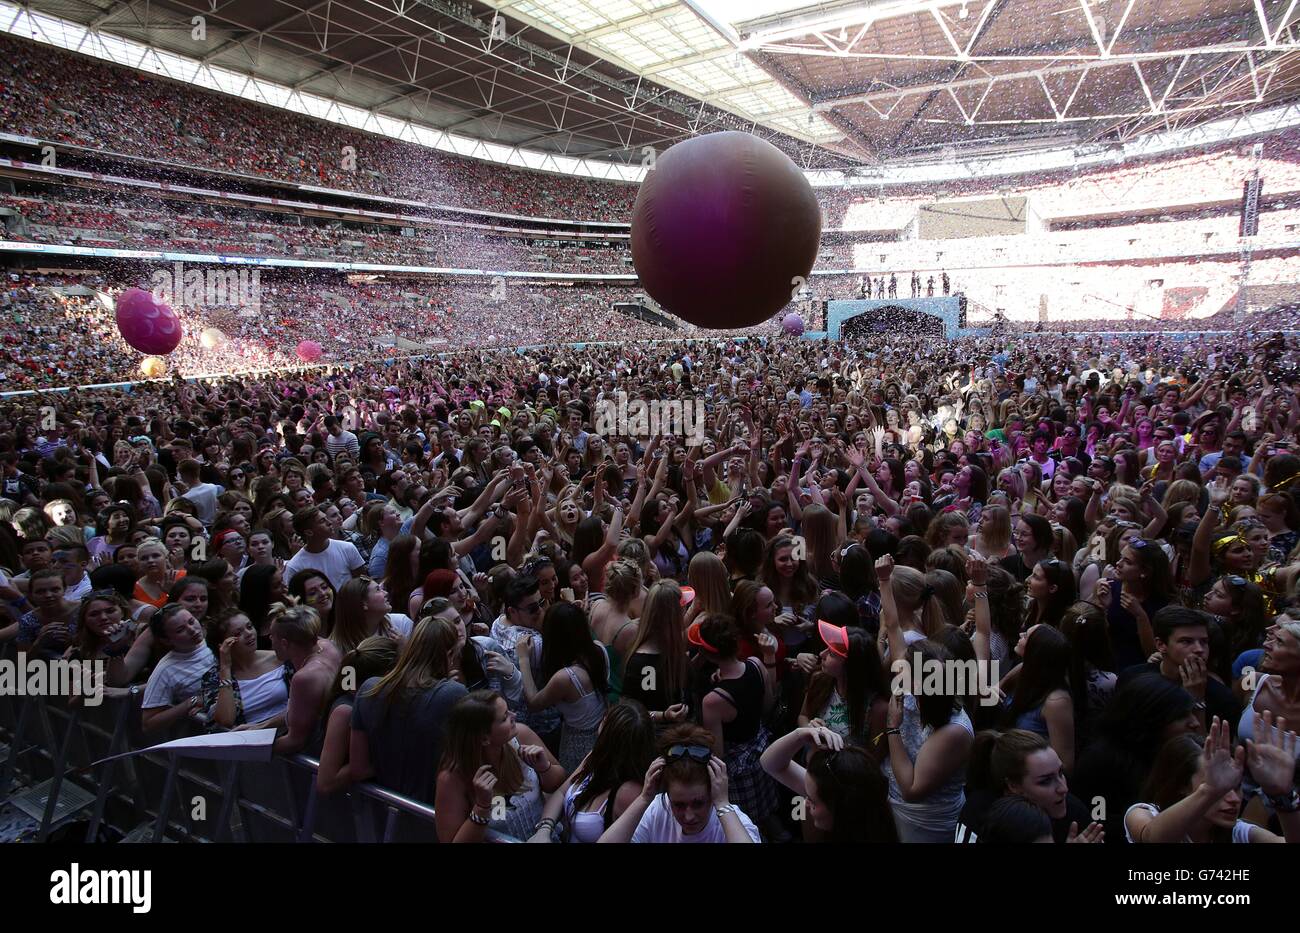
[0,271,678,386]
[2,323,1300,844]
[4,192,633,274]
[0,34,639,222]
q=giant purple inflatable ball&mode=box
[782,312,805,336]
[296,340,323,363]
[631,132,822,330]
[115,288,182,355]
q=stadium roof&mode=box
[10,0,1300,170]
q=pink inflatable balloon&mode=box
[115,288,182,355]
[296,340,323,363]
[631,132,821,330]
[782,312,805,336]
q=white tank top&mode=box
[238,665,289,725]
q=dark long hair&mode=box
[570,700,656,830]
[1075,672,1195,822]
[985,565,1024,648]
[1027,559,1077,628]
[1057,597,1107,659]
[639,499,686,578]
[382,533,419,614]
[758,533,818,609]
[1139,734,1231,843]
[978,795,1052,843]
[1125,537,1173,599]
[807,745,899,843]
[571,516,606,571]
[803,628,885,741]
[239,564,279,632]
[1055,496,1088,549]
[539,601,608,695]
[1001,624,1073,728]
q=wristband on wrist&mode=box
[714,804,736,817]
[469,809,490,825]
[874,727,902,746]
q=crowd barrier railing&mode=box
[0,641,499,843]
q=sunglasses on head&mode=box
[665,744,712,763]
[1225,575,1249,588]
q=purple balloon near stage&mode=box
[631,132,822,330]
[296,340,323,363]
[115,288,182,355]
[782,313,805,336]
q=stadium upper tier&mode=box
[3,32,1300,233]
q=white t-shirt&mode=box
[65,572,92,601]
[283,539,365,591]
[630,794,762,843]
[182,482,225,525]
[1123,802,1254,844]
[142,644,216,710]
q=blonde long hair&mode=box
[685,551,730,618]
[623,580,688,706]
[363,615,457,713]
[440,690,525,796]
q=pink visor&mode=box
[818,619,850,659]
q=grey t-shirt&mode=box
[351,676,468,804]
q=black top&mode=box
[622,650,687,716]
[711,658,766,744]
[998,551,1032,582]
[1106,582,1171,671]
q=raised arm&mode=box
[1139,485,1167,539]
[886,699,969,802]
[597,758,662,844]
[1126,718,1243,843]
[760,724,842,795]
[967,555,992,665]
[1189,478,1231,586]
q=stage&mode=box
[825,297,966,340]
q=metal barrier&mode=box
[0,644,465,843]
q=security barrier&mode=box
[0,641,494,843]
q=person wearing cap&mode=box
[597,724,761,844]
[800,620,889,744]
